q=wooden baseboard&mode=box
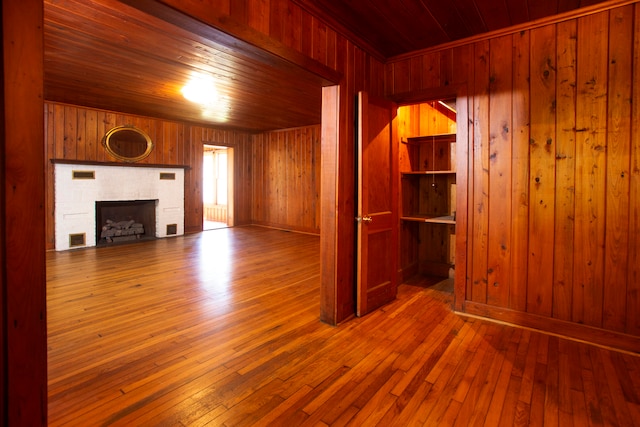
[250,221,320,236]
[398,263,419,283]
[461,301,640,355]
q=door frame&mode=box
[202,144,234,229]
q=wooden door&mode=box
[356,91,398,316]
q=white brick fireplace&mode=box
[54,162,185,250]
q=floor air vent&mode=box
[166,224,177,235]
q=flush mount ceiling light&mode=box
[181,72,230,122]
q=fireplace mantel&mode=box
[51,158,190,169]
[54,162,184,250]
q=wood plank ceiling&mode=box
[43,0,608,132]
[43,0,328,132]
[293,0,609,58]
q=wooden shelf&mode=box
[401,215,456,224]
[402,170,455,176]
[401,133,456,145]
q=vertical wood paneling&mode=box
[252,133,264,224]
[440,49,453,87]
[45,105,56,249]
[85,109,98,162]
[553,20,577,321]
[247,0,270,34]
[64,105,77,159]
[53,104,65,160]
[269,0,288,43]
[470,40,490,304]
[189,125,253,232]
[300,12,313,58]
[422,52,440,89]
[230,0,248,22]
[452,44,474,311]
[574,11,608,328]
[188,125,204,233]
[313,18,328,64]
[487,34,513,308]
[387,2,640,342]
[409,57,422,90]
[527,24,556,317]
[250,125,321,234]
[235,132,253,225]
[291,3,303,52]
[276,131,285,223]
[629,5,640,337]
[392,60,412,94]
[44,102,254,247]
[76,109,86,160]
[603,6,633,332]
[510,30,530,312]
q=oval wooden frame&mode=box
[102,125,154,163]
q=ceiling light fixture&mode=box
[182,72,230,122]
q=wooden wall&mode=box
[251,125,321,234]
[44,102,255,248]
[187,125,253,231]
[3,1,48,424]
[158,0,386,324]
[387,3,640,349]
[44,103,324,249]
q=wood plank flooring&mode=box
[47,226,640,426]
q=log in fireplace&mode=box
[95,200,157,245]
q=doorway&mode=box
[203,145,234,230]
[397,98,458,296]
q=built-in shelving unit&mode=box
[399,126,457,279]
[400,132,457,225]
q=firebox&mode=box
[95,200,157,245]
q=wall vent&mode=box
[159,172,176,180]
[72,170,95,179]
[166,224,177,235]
[69,233,86,247]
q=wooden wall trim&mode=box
[463,301,640,355]
[387,0,639,63]
[2,0,47,424]
[124,0,341,85]
[320,85,339,325]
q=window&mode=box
[203,146,227,206]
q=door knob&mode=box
[361,215,373,224]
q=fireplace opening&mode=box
[96,200,157,246]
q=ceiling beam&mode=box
[121,0,342,86]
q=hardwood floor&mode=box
[47,226,640,426]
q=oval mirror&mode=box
[102,125,153,162]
